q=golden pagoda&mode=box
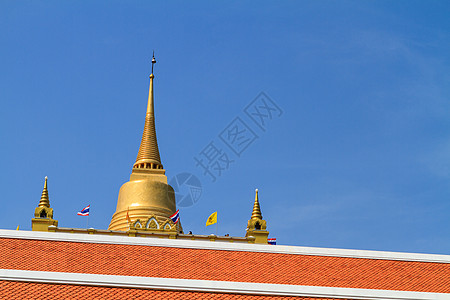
[31,176,58,231]
[245,189,269,243]
[108,54,181,233]
[29,56,271,244]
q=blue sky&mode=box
[1,1,449,254]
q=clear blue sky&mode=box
[1,1,449,254]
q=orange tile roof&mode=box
[0,238,449,293]
[0,281,339,300]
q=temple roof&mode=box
[0,230,449,299]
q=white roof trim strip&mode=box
[1,229,449,263]
[0,269,448,300]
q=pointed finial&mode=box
[39,176,50,208]
[251,188,262,220]
[151,51,156,75]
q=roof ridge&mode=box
[1,230,449,264]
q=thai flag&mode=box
[268,238,276,245]
[77,205,90,216]
[170,210,180,224]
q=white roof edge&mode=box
[1,229,449,263]
[0,269,448,300]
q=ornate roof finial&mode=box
[251,188,263,220]
[38,176,50,208]
[151,51,156,74]
[32,175,58,231]
[245,188,269,243]
[133,52,163,170]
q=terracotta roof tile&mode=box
[0,238,448,293]
[0,281,338,300]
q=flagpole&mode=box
[86,214,89,229]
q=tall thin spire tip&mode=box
[151,52,156,74]
[133,53,162,169]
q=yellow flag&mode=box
[206,211,217,226]
[16,225,19,230]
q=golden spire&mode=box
[32,176,58,231]
[133,53,163,170]
[246,188,268,243]
[38,176,50,208]
[251,188,262,220]
[109,54,180,232]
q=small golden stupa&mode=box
[31,177,58,231]
[245,189,269,243]
[108,54,181,233]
